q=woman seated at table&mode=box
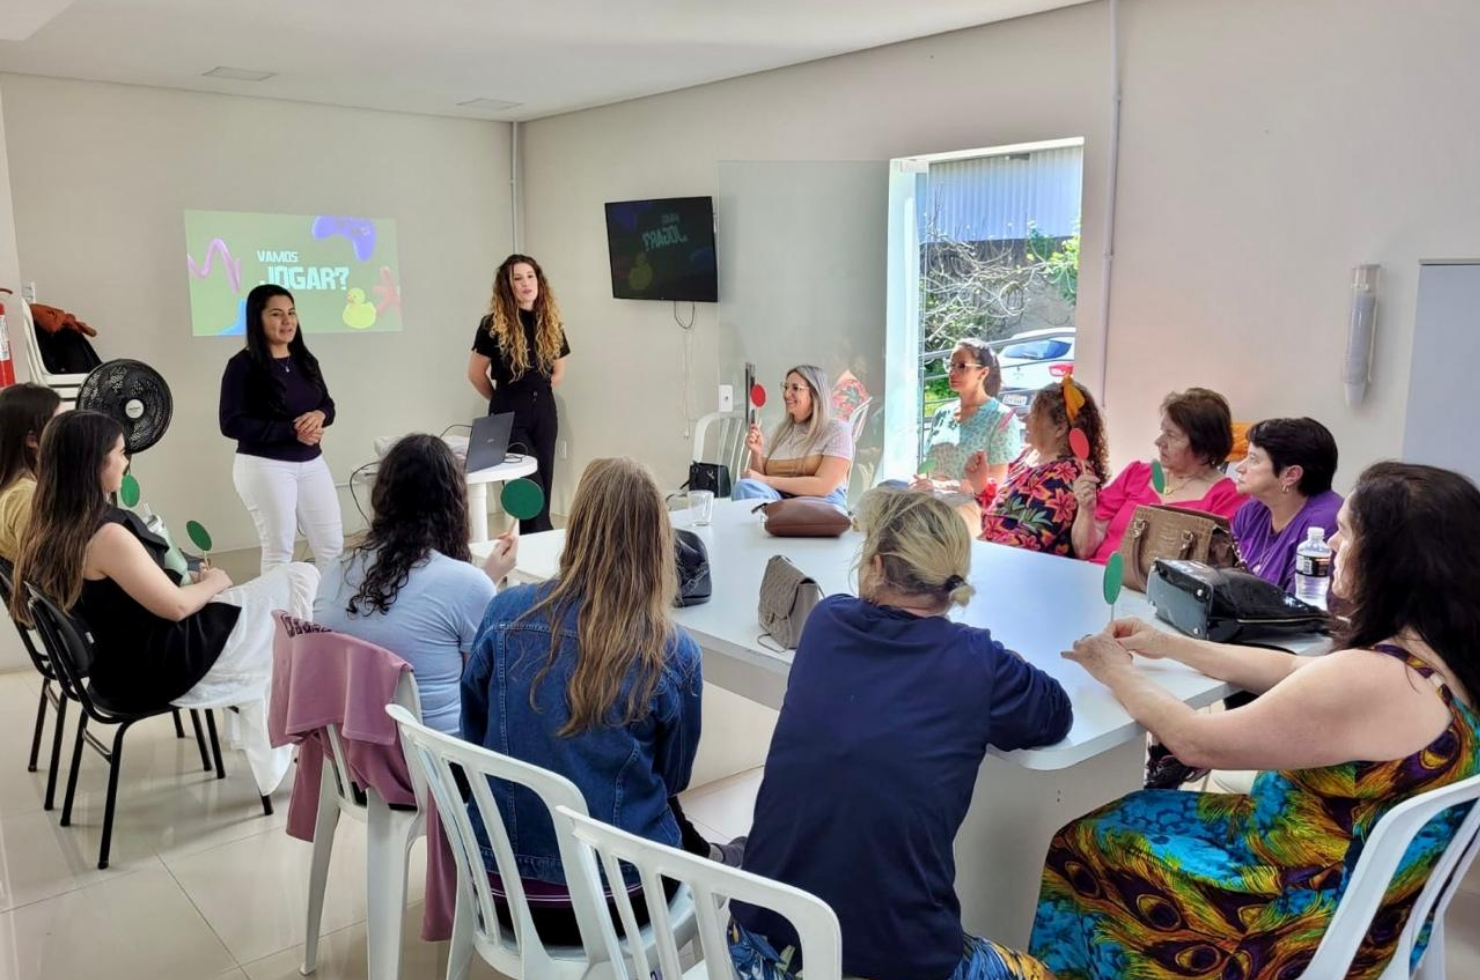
[462,456,739,944]
[730,487,1072,980]
[10,410,315,794]
[1231,417,1342,590]
[733,364,852,507]
[1032,461,1480,980]
[965,376,1109,556]
[1071,386,1244,563]
[0,382,62,563]
[313,434,517,736]
[912,338,1023,492]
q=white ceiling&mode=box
[0,0,1094,121]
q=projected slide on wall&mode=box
[184,210,403,335]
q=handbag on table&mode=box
[673,528,712,607]
[1117,503,1240,592]
[757,555,824,650]
[753,498,851,538]
[1147,559,1329,642]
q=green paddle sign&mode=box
[917,458,936,476]
[1150,459,1167,494]
[1103,553,1125,627]
[120,473,141,508]
[185,520,213,563]
[500,479,545,522]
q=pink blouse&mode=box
[1089,460,1245,564]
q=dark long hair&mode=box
[1032,378,1109,482]
[10,411,124,624]
[1338,462,1480,705]
[955,338,1003,398]
[244,284,326,412]
[484,254,564,378]
[0,383,62,492]
[345,434,472,616]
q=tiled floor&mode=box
[0,667,1476,979]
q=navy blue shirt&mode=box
[734,595,1073,980]
[219,349,335,462]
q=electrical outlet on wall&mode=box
[718,384,734,413]
[558,440,568,460]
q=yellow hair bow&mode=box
[1061,371,1086,424]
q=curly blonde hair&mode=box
[485,254,565,379]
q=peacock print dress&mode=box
[1030,644,1480,980]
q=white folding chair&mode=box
[385,704,698,980]
[1294,772,1480,980]
[15,295,90,407]
[554,804,843,980]
[847,398,871,448]
[301,671,426,979]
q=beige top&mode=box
[763,419,854,479]
[0,476,37,564]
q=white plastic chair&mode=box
[1294,772,1480,980]
[848,398,872,448]
[554,804,842,980]
[302,672,426,979]
[14,295,90,407]
[693,411,746,488]
[385,704,698,980]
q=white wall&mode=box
[0,73,511,554]
[522,0,1480,496]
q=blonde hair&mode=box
[485,254,565,379]
[853,487,975,608]
[769,364,834,459]
[521,457,679,735]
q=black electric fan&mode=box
[75,359,173,454]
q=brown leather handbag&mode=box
[754,499,852,538]
[1117,504,1241,592]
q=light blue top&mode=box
[313,548,496,736]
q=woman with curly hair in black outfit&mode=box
[312,434,517,735]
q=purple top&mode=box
[1232,490,1343,591]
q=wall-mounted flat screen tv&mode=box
[604,196,718,302]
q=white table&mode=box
[474,499,1327,944]
[465,456,538,544]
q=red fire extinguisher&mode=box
[0,300,15,388]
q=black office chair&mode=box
[0,559,213,811]
[26,589,266,869]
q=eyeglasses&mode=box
[948,360,985,372]
[780,383,811,395]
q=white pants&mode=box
[233,454,344,575]
[172,562,320,795]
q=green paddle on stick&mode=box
[185,520,214,567]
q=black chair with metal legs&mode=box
[26,590,268,869]
[0,559,213,811]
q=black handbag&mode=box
[1147,559,1329,642]
[674,528,712,607]
[685,462,732,499]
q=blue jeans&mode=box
[732,478,848,509]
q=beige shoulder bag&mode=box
[758,555,824,650]
[1117,504,1241,592]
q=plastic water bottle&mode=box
[1294,527,1333,609]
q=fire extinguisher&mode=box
[0,300,15,388]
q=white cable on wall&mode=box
[1096,0,1123,404]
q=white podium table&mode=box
[464,457,538,543]
[473,499,1327,944]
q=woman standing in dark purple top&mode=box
[1232,418,1342,591]
[220,285,343,574]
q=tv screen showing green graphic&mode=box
[185,210,402,336]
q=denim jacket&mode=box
[460,582,704,885]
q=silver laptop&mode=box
[465,412,515,471]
